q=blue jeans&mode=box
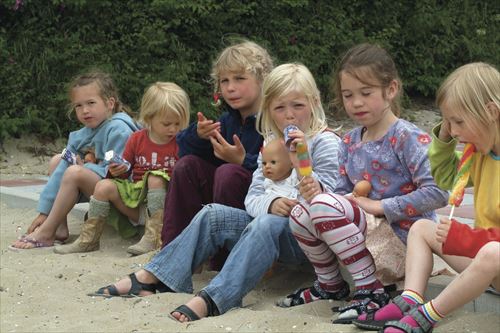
[144,203,307,314]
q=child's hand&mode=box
[209,132,246,165]
[287,128,306,153]
[298,176,321,202]
[108,163,128,177]
[75,155,85,166]
[197,112,221,139]
[436,217,452,243]
[27,213,48,234]
[438,119,452,142]
[269,197,299,217]
[352,197,384,216]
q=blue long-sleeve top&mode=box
[335,119,449,243]
[176,107,263,171]
[37,112,140,215]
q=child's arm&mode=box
[333,137,355,195]
[307,131,342,194]
[86,123,133,178]
[381,126,449,222]
[177,117,218,161]
[428,122,472,190]
[440,218,500,258]
[107,133,136,179]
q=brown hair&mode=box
[333,43,402,116]
[67,71,132,116]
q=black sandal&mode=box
[332,289,391,324]
[277,280,350,307]
[170,290,220,322]
[88,273,166,298]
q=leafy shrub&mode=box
[1,0,498,141]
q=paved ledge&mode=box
[0,179,88,220]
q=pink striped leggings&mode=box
[290,193,379,292]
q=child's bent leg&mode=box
[210,164,252,269]
[382,243,499,333]
[94,179,139,221]
[403,219,471,294]
[279,201,349,307]
[127,175,166,255]
[161,155,216,246]
[213,163,252,209]
[12,165,101,249]
[433,241,500,316]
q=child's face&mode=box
[262,142,293,182]
[340,71,397,128]
[149,112,181,145]
[71,82,114,129]
[441,101,493,154]
[269,91,312,133]
[219,70,261,116]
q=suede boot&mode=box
[54,216,106,254]
[127,209,163,255]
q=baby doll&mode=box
[261,139,299,199]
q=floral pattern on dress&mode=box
[335,119,449,243]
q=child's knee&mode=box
[94,179,117,196]
[214,164,246,186]
[309,193,347,219]
[408,219,435,239]
[475,242,500,270]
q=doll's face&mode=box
[262,140,293,182]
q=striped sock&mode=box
[401,289,424,305]
[421,300,444,325]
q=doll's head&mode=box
[262,139,293,182]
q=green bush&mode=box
[1,0,498,141]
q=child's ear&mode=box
[106,97,116,111]
[386,79,399,100]
[486,101,500,122]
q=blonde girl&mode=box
[11,72,139,250]
[357,62,499,333]
[54,82,190,255]
[90,63,341,323]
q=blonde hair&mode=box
[139,82,190,130]
[68,71,132,116]
[256,63,328,141]
[333,43,402,117]
[211,40,273,96]
[436,62,500,150]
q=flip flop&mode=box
[8,237,53,251]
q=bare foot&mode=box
[54,221,69,242]
[171,296,208,322]
[26,214,68,243]
[96,270,158,297]
[10,230,55,249]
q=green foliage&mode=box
[1,0,498,141]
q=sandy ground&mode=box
[1,109,499,332]
[1,204,498,333]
